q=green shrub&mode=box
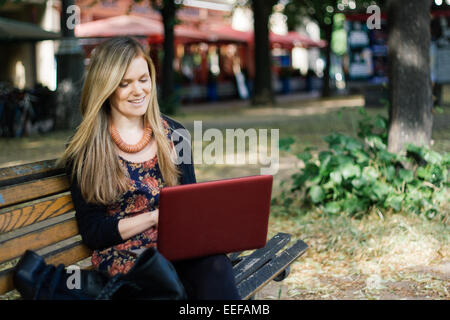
[279,108,449,219]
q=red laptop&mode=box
[157,175,273,261]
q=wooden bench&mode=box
[0,159,308,300]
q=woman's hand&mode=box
[118,208,159,241]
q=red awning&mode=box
[75,15,326,48]
[201,24,326,48]
[148,24,250,44]
[75,15,163,38]
[175,25,210,43]
[146,26,210,45]
[201,24,252,43]
[76,15,214,44]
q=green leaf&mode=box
[358,107,368,116]
[375,115,388,129]
[340,163,361,180]
[362,166,379,180]
[336,155,354,165]
[430,165,444,184]
[392,177,404,188]
[384,194,404,211]
[310,174,322,184]
[309,186,325,204]
[323,133,340,146]
[416,166,430,180]
[323,180,335,190]
[443,153,450,166]
[371,181,391,201]
[398,169,414,183]
[279,137,295,152]
[323,134,349,155]
[383,165,396,181]
[344,137,363,151]
[423,150,443,165]
[405,186,423,204]
[425,208,438,219]
[342,197,367,214]
[319,152,333,176]
[406,144,422,154]
[318,151,333,163]
[291,173,308,191]
[378,150,396,163]
[330,171,342,184]
[303,146,317,152]
[324,201,341,215]
[304,163,320,178]
[367,135,386,150]
[416,165,443,184]
[351,178,366,189]
[353,150,370,164]
[297,151,313,162]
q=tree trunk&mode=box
[251,0,275,106]
[160,0,177,115]
[387,0,433,153]
[321,19,334,98]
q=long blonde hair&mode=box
[58,37,180,205]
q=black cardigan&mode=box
[67,115,196,250]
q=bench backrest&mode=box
[0,160,92,295]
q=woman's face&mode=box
[109,55,152,121]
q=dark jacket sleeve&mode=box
[162,114,197,185]
[66,167,123,251]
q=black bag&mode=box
[96,247,187,300]
[13,248,186,300]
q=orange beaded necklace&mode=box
[109,121,153,154]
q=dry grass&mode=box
[260,207,449,300]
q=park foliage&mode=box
[278,108,449,219]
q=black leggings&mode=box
[172,254,241,300]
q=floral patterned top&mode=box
[91,119,172,277]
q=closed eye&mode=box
[118,75,149,88]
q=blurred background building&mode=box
[0,0,327,103]
[0,0,449,136]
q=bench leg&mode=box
[273,266,290,282]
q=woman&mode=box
[58,37,240,300]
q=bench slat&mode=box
[0,194,74,233]
[228,251,243,262]
[42,241,91,267]
[0,175,69,209]
[237,239,309,300]
[0,239,91,295]
[0,215,78,263]
[233,233,291,284]
[0,159,61,188]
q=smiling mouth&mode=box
[128,96,146,104]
